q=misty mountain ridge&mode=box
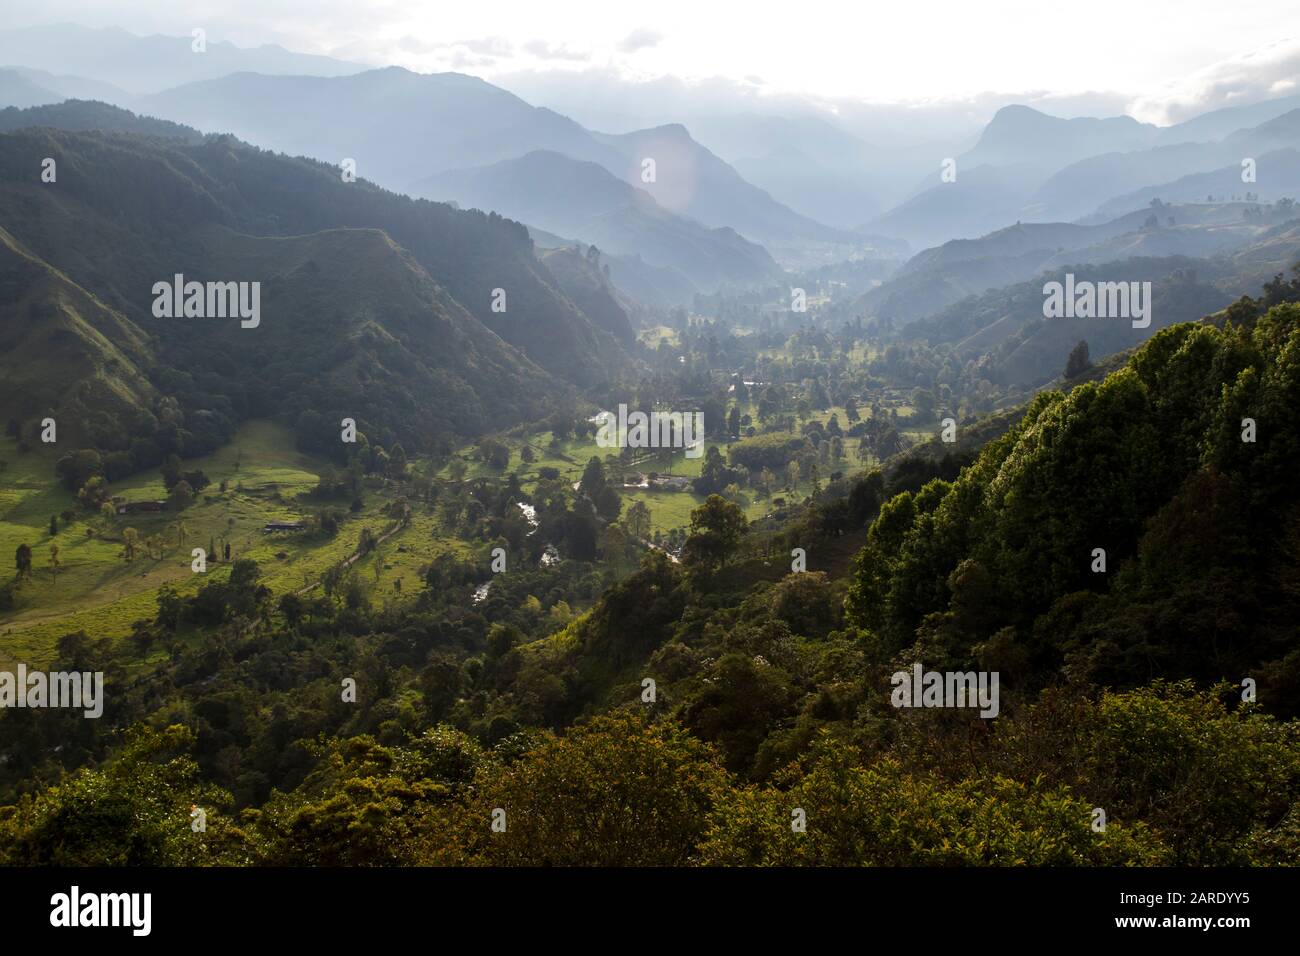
[858,199,1300,325]
[867,103,1300,248]
[415,149,779,291]
[3,24,1298,262]
[0,23,364,94]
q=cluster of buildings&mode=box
[619,473,692,492]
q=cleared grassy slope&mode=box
[0,422,461,666]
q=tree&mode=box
[155,586,184,632]
[579,456,607,499]
[624,500,652,541]
[680,652,799,773]
[388,442,408,478]
[130,622,156,658]
[0,724,244,865]
[564,508,599,561]
[478,438,510,471]
[168,480,194,510]
[698,748,1167,866]
[600,523,629,568]
[912,388,937,421]
[225,727,440,864]
[15,543,33,581]
[1064,339,1092,379]
[486,622,523,659]
[55,449,103,492]
[694,445,741,496]
[771,571,839,636]
[48,544,60,584]
[682,495,748,570]
[595,485,623,522]
[160,453,183,490]
[438,713,726,866]
[78,476,110,511]
[122,528,139,562]
[279,592,305,627]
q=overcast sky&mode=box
[4,0,1298,122]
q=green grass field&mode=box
[636,325,680,348]
[0,422,445,666]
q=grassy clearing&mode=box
[345,509,473,609]
[435,401,911,535]
[637,325,680,347]
[0,422,434,666]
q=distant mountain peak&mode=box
[635,122,693,139]
[991,104,1048,119]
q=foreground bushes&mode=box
[4,682,1297,866]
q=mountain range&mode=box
[417,149,779,292]
[0,23,363,94]
[0,102,639,453]
[871,102,1300,248]
[6,24,1300,275]
[905,221,1300,388]
[3,23,1300,410]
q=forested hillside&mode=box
[0,105,639,465]
[4,279,1298,867]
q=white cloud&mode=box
[458,36,514,57]
[618,28,662,53]
[522,39,589,62]
[7,1,1300,123]
[1130,37,1300,124]
[395,35,439,55]
[391,35,514,70]
[442,50,499,69]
